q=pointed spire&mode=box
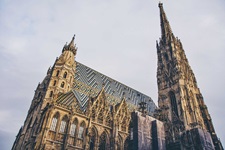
[68,34,75,48]
[158,3,174,43]
[62,34,77,55]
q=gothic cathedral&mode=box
[12,3,223,150]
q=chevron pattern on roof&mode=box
[73,61,157,115]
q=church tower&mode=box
[156,3,223,150]
[12,36,77,150]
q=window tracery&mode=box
[78,121,85,139]
[89,127,97,150]
[50,113,59,131]
[99,131,108,150]
[59,116,68,133]
[70,119,78,136]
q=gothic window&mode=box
[50,113,59,131]
[61,82,65,88]
[78,121,85,139]
[49,91,53,97]
[59,116,68,133]
[99,132,107,150]
[56,70,60,76]
[70,119,78,136]
[53,80,57,86]
[89,127,97,150]
[169,91,179,117]
[117,135,122,150]
[63,72,67,78]
[124,138,129,150]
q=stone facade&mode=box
[12,3,223,150]
[155,3,223,150]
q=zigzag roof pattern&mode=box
[70,61,157,115]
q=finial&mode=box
[158,2,163,7]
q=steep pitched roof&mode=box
[74,62,157,115]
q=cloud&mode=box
[0,0,225,149]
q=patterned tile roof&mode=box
[69,61,157,115]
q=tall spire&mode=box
[62,34,77,55]
[158,3,174,43]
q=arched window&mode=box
[50,113,59,131]
[124,138,129,150]
[63,72,67,78]
[59,116,68,133]
[61,82,65,88]
[53,80,57,86]
[117,135,122,150]
[99,132,107,150]
[169,91,179,117]
[78,121,85,139]
[49,91,53,97]
[89,127,97,150]
[56,70,60,76]
[70,119,78,136]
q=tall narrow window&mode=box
[169,91,179,116]
[53,80,56,86]
[56,70,60,76]
[59,116,68,133]
[78,122,85,138]
[50,113,59,131]
[89,128,97,150]
[70,119,78,136]
[49,91,53,97]
[63,72,67,78]
[61,82,65,88]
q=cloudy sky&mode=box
[0,0,225,149]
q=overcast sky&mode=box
[0,0,225,149]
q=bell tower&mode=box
[12,35,78,150]
[43,35,77,108]
[156,3,223,149]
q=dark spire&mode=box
[158,3,174,43]
[62,34,77,55]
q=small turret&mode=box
[62,35,77,55]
